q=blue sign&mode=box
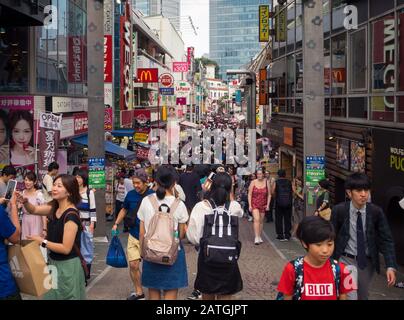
[159,88,174,95]
[89,157,105,170]
[305,156,325,170]
[235,90,242,104]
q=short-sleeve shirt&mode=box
[47,209,82,261]
[0,206,18,298]
[137,195,189,233]
[277,259,353,300]
[42,174,54,203]
[115,183,126,202]
[124,188,155,240]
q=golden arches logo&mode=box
[140,71,152,82]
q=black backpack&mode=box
[275,178,293,208]
[200,200,241,265]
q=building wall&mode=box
[134,0,181,29]
[209,0,270,79]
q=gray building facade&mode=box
[133,0,181,29]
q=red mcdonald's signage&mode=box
[136,68,159,83]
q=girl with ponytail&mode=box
[187,172,244,300]
[137,165,189,300]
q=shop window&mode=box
[349,97,368,119]
[296,0,302,49]
[349,28,367,91]
[287,54,295,98]
[323,0,331,35]
[287,3,295,53]
[398,10,404,92]
[371,14,395,95]
[398,96,404,123]
[369,0,394,18]
[331,34,346,95]
[331,98,346,117]
[0,27,29,92]
[371,96,394,122]
[332,0,348,32]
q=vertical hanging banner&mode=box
[259,68,268,105]
[120,2,132,110]
[89,157,106,189]
[38,112,62,180]
[259,5,270,42]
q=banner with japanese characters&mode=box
[38,112,62,181]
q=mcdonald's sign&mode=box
[331,68,346,83]
[136,68,158,83]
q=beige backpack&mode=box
[141,195,181,266]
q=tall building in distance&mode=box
[210,0,270,80]
[133,0,181,30]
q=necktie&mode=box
[356,211,367,270]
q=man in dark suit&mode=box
[331,173,397,300]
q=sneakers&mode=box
[259,237,264,244]
[254,236,263,245]
[127,293,145,300]
[247,216,253,222]
[279,238,289,242]
[187,290,202,300]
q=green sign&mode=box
[88,157,106,189]
[306,156,325,188]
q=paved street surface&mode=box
[83,218,404,300]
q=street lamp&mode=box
[226,70,256,130]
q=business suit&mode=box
[331,201,397,299]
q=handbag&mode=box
[106,234,128,268]
[318,208,332,221]
[8,240,50,297]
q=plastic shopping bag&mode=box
[106,233,128,268]
[81,228,94,264]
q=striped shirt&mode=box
[77,188,97,222]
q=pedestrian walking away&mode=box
[187,172,243,300]
[112,168,154,300]
[331,173,397,300]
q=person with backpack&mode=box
[187,172,243,300]
[314,178,331,220]
[18,174,86,300]
[272,169,293,241]
[331,173,397,300]
[75,169,96,281]
[137,165,189,300]
[277,216,354,300]
[112,168,154,300]
[42,162,59,203]
[248,168,271,245]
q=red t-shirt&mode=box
[277,259,354,300]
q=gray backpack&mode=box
[141,195,181,266]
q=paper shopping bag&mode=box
[8,240,50,297]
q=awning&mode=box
[111,129,135,137]
[71,135,136,160]
[180,121,199,129]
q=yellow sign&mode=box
[134,132,149,143]
[275,5,286,42]
[259,5,270,42]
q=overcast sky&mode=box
[180,0,209,58]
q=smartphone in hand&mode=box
[5,180,17,200]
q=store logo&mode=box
[44,5,58,30]
[137,68,158,83]
[344,5,358,30]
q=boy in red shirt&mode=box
[277,216,355,300]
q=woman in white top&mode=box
[138,165,189,300]
[187,172,243,300]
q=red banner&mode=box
[104,35,113,83]
[136,68,159,83]
[68,36,86,83]
[74,113,88,135]
[187,47,194,68]
[120,110,133,128]
[38,112,62,180]
[133,110,151,133]
[104,107,113,131]
[120,3,132,110]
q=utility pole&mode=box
[87,0,106,236]
[303,0,325,216]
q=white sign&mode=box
[60,118,75,139]
[52,97,88,113]
[39,112,62,130]
[104,83,113,107]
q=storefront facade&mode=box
[268,0,404,264]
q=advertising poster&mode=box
[89,157,106,189]
[350,141,366,173]
[336,139,350,170]
[133,110,151,143]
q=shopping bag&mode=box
[319,208,332,221]
[81,229,94,264]
[8,240,50,297]
[106,235,128,268]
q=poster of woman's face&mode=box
[336,139,350,170]
[351,141,366,173]
[9,110,34,167]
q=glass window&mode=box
[398,97,404,123]
[287,3,295,52]
[331,98,346,117]
[295,53,303,96]
[287,54,295,98]
[323,0,331,35]
[331,34,346,95]
[295,99,303,114]
[296,0,302,49]
[324,39,331,95]
[349,97,368,119]
[369,0,394,18]
[325,98,330,116]
[371,15,395,94]
[332,0,347,32]
[0,27,29,92]
[371,96,394,122]
[349,28,367,91]
[278,6,287,56]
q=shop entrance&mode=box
[386,195,404,266]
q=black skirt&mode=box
[194,247,243,295]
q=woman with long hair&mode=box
[9,110,34,167]
[248,168,271,245]
[18,174,86,300]
[187,172,243,300]
[137,165,189,300]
